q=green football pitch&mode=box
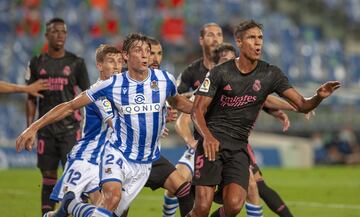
[0,166,359,217]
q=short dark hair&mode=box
[95,44,121,63]
[122,33,151,54]
[147,36,160,46]
[233,19,263,39]
[45,17,65,31]
[212,43,236,64]
[200,22,221,37]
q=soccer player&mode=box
[121,36,194,217]
[188,19,340,217]
[16,33,193,217]
[24,17,90,215]
[41,44,122,217]
[0,79,48,96]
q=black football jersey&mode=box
[25,51,90,136]
[195,59,292,149]
[177,58,209,94]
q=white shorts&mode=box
[50,160,100,202]
[101,144,151,216]
[177,146,195,174]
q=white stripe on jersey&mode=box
[68,84,114,164]
[86,68,177,163]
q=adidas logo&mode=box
[223,84,232,91]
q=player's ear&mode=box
[122,51,129,62]
[235,37,242,48]
[96,62,102,71]
[199,36,204,47]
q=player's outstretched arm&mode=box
[265,109,290,132]
[0,79,48,96]
[16,92,92,152]
[191,95,219,161]
[167,94,193,114]
[281,81,340,113]
[175,112,197,149]
[264,95,296,111]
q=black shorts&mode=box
[193,139,250,191]
[37,132,78,171]
[145,155,176,190]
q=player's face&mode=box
[45,22,67,51]
[218,50,236,64]
[236,27,263,61]
[124,40,151,73]
[200,25,223,56]
[148,44,163,69]
[98,53,122,80]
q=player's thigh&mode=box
[175,164,193,182]
[145,155,176,191]
[222,149,250,190]
[50,160,100,202]
[114,160,151,216]
[37,136,59,172]
[193,143,223,186]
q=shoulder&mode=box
[183,58,203,73]
[153,68,175,80]
[258,60,282,73]
[65,51,85,63]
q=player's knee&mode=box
[224,195,245,215]
[193,196,212,216]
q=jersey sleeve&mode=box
[167,71,178,97]
[177,67,192,94]
[195,69,221,98]
[75,58,90,91]
[271,66,293,96]
[86,76,116,103]
[94,98,114,123]
[25,57,38,85]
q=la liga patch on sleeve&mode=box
[199,78,210,93]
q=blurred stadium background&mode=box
[0,0,359,216]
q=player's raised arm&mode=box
[0,79,49,96]
[16,92,92,152]
[281,81,340,113]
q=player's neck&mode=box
[203,54,215,71]
[128,68,149,82]
[235,55,258,74]
[48,48,65,59]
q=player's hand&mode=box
[16,127,37,152]
[316,81,341,99]
[304,110,315,120]
[26,79,49,98]
[161,127,170,138]
[203,134,219,161]
[269,110,290,132]
[166,107,178,123]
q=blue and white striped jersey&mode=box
[68,83,114,164]
[86,68,177,164]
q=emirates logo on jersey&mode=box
[63,66,71,76]
[252,79,261,92]
[39,68,47,75]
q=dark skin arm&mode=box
[167,94,193,114]
[191,95,219,161]
[281,81,340,113]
